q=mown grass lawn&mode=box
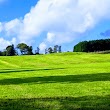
[0,52,110,110]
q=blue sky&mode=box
[0,0,110,53]
[0,0,38,21]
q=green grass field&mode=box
[0,52,110,110]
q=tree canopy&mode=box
[73,39,110,52]
[17,43,28,55]
[6,44,16,56]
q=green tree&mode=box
[0,51,2,56]
[35,47,40,54]
[73,39,110,52]
[54,45,58,53]
[48,47,53,54]
[1,50,6,56]
[58,46,62,53]
[6,44,16,56]
[17,43,28,55]
[27,46,33,55]
[53,45,62,53]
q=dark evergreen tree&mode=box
[35,47,40,54]
[45,48,48,54]
[48,47,53,54]
[0,51,2,56]
[6,44,16,56]
[1,50,6,56]
[73,39,110,52]
[27,46,33,55]
[53,45,58,53]
[58,46,62,53]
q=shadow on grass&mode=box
[0,95,110,110]
[0,68,64,74]
[0,69,35,74]
[0,73,110,85]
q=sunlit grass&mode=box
[0,52,110,109]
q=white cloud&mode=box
[17,0,110,39]
[0,37,16,50]
[4,19,22,36]
[0,38,10,50]
[46,32,74,44]
[1,0,110,51]
[39,42,47,51]
[47,33,55,43]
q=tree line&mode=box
[45,45,61,54]
[73,39,110,52]
[0,43,62,56]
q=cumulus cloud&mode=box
[0,38,10,50]
[0,19,21,50]
[39,42,47,51]
[1,0,110,51]
[0,37,16,50]
[46,32,74,44]
[4,19,22,36]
